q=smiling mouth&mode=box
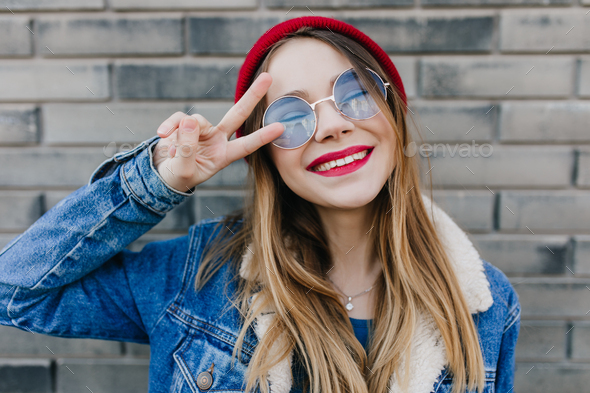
[310,147,374,172]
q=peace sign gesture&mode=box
[152,72,284,193]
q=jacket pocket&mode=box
[434,365,496,393]
[172,328,254,393]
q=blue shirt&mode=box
[349,317,373,352]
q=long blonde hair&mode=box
[194,26,486,393]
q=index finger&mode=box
[215,72,273,136]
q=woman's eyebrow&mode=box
[278,72,341,100]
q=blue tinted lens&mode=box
[334,69,386,120]
[263,96,316,149]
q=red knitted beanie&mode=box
[234,16,407,164]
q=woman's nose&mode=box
[313,100,354,143]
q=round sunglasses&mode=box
[262,67,390,150]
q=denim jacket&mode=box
[0,135,521,393]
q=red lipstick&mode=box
[307,146,374,177]
[306,145,374,171]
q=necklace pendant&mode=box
[346,297,354,311]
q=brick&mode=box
[187,14,493,53]
[110,0,255,9]
[44,102,232,144]
[185,102,234,126]
[125,342,150,357]
[573,235,590,274]
[0,17,32,56]
[45,103,184,145]
[469,234,570,275]
[500,191,590,233]
[500,10,590,52]
[0,147,107,186]
[0,233,21,250]
[44,190,76,211]
[420,57,574,98]
[38,16,182,56]
[577,147,590,187]
[0,0,104,11]
[431,190,494,232]
[196,191,246,222]
[116,61,239,99]
[342,15,494,53]
[265,0,412,6]
[0,325,121,356]
[571,321,590,360]
[389,57,416,98]
[424,0,570,5]
[189,16,281,55]
[514,363,590,392]
[0,62,109,100]
[0,358,51,393]
[409,101,496,142]
[418,146,572,188]
[0,191,42,230]
[515,320,566,361]
[0,105,38,145]
[198,157,249,188]
[579,57,590,97]
[500,102,590,142]
[152,196,194,230]
[56,358,149,393]
[512,277,590,317]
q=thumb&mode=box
[175,116,200,162]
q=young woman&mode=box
[0,16,520,393]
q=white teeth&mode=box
[313,149,370,172]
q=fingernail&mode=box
[157,124,168,134]
[182,117,197,132]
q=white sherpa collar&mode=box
[238,193,494,393]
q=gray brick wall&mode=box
[0,1,588,392]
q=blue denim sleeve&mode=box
[495,295,521,393]
[0,135,195,343]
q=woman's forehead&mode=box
[265,38,352,103]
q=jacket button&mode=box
[197,363,214,390]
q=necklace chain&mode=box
[326,274,378,312]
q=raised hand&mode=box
[152,72,284,193]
